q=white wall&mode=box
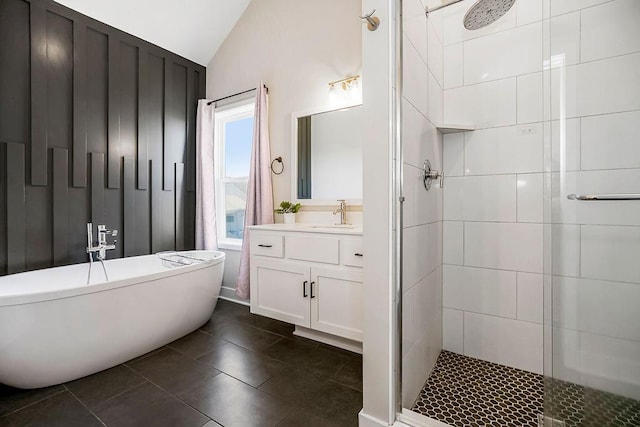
[401,0,444,408]
[440,0,545,374]
[206,0,362,299]
[546,0,640,400]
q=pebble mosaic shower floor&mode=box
[411,351,640,427]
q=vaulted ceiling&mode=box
[54,0,251,66]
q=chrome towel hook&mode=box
[360,9,380,31]
[422,160,443,191]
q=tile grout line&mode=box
[0,388,68,418]
[66,388,108,427]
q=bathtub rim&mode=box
[0,250,225,308]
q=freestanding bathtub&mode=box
[0,250,225,389]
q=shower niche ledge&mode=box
[436,123,475,134]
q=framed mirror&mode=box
[291,104,363,205]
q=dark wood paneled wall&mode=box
[0,0,205,275]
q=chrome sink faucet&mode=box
[86,223,118,262]
[333,199,348,225]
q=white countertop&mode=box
[247,223,363,236]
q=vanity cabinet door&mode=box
[250,260,311,327]
[309,267,363,341]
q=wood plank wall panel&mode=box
[53,148,69,264]
[6,143,26,273]
[123,157,135,256]
[175,163,185,251]
[107,36,120,189]
[0,0,30,146]
[30,4,47,186]
[0,0,203,275]
[72,22,87,187]
[137,50,149,190]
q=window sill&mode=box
[218,241,243,252]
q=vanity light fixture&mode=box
[328,75,361,105]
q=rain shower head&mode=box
[463,0,516,30]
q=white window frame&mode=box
[214,99,255,251]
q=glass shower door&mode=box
[545,0,640,425]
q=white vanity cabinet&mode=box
[249,225,363,349]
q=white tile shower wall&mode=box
[547,0,640,399]
[441,0,547,374]
[401,0,444,407]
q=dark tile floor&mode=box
[0,299,363,427]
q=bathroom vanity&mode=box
[248,224,363,352]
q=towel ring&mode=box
[270,157,284,175]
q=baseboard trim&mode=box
[359,410,391,427]
[293,326,362,354]
[396,409,451,427]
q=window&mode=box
[214,100,255,250]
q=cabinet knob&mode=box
[354,253,363,257]
[258,244,272,248]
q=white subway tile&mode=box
[517,73,543,124]
[426,5,444,42]
[443,308,464,353]
[442,0,516,45]
[444,265,517,318]
[443,43,463,89]
[464,124,543,175]
[416,177,443,225]
[581,0,640,62]
[427,221,443,273]
[545,12,580,67]
[402,284,417,353]
[517,173,543,223]
[565,53,640,119]
[553,276,640,343]
[517,272,543,323]
[443,221,464,265]
[464,22,543,85]
[403,0,428,64]
[444,78,517,128]
[581,111,640,171]
[465,222,543,273]
[581,225,640,284]
[428,71,443,125]
[549,224,580,277]
[443,132,464,177]
[403,164,418,229]
[579,332,640,400]
[403,34,429,117]
[464,312,543,374]
[543,118,580,172]
[402,99,440,170]
[516,0,543,26]
[445,175,516,222]
[427,20,444,87]
[549,0,611,17]
[551,327,581,384]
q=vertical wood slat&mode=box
[150,159,162,253]
[30,4,47,186]
[163,59,173,191]
[107,37,120,189]
[123,156,135,256]
[175,163,185,251]
[186,69,195,192]
[53,148,69,263]
[91,152,105,226]
[72,22,87,187]
[137,49,148,189]
[6,143,25,273]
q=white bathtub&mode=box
[0,250,225,389]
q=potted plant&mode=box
[275,201,301,224]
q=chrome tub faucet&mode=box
[86,223,118,262]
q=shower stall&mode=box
[398,0,640,425]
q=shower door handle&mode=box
[567,193,640,201]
